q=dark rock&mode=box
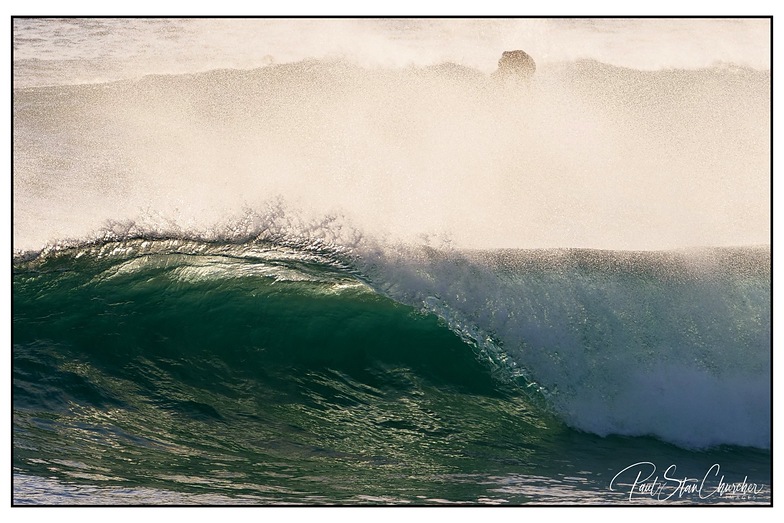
[493,50,536,79]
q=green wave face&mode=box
[12,241,771,504]
[12,243,541,502]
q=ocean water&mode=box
[12,18,771,505]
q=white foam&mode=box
[359,245,771,449]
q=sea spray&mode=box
[14,59,769,253]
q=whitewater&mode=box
[12,18,771,505]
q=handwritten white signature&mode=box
[609,462,766,502]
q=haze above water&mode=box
[13,18,771,251]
